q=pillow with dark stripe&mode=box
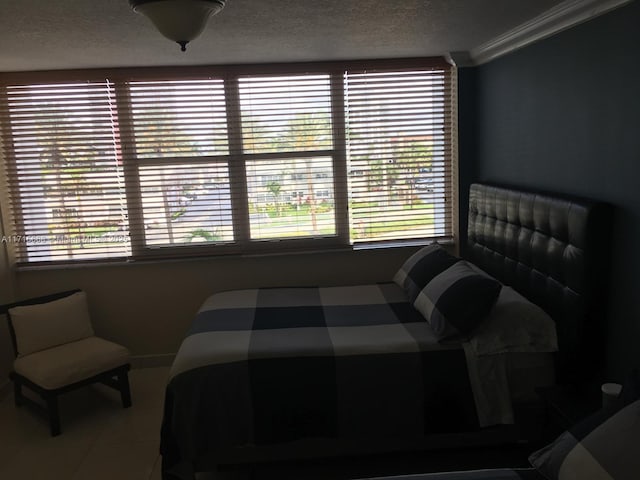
[529,370,640,480]
[393,244,459,304]
[413,260,502,340]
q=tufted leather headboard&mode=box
[466,183,611,383]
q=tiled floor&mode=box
[0,367,167,480]
[0,367,531,480]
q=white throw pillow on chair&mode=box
[9,291,95,357]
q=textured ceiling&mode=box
[0,0,565,72]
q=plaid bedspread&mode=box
[161,283,479,470]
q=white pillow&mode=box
[9,291,95,357]
[469,286,558,355]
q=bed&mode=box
[160,183,611,480]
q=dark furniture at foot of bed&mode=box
[371,470,544,480]
[535,383,602,435]
[161,183,611,480]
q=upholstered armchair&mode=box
[1,289,131,436]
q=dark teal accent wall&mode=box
[470,1,640,379]
[457,67,478,254]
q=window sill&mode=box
[14,238,456,272]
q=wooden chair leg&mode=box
[119,371,132,408]
[13,380,24,407]
[45,394,61,436]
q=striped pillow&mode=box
[393,244,459,304]
[530,399,640,480]
[413,260,502,340]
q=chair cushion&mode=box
[13,336,130,390]
[9,291,95,357]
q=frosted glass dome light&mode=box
[130,0,226,52]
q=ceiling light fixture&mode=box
[129,0,226,52]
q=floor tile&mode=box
[0,367,169,480]
[70,441,158,480]
[0,395,44,464]
[0,431,94,480]
[149,455,163,480]
[0,366,531,480]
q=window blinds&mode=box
[1,82,130,263]
[345,68,453,244]
[0,59,455,265]
[239,74,338,241]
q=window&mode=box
[345,69,453,243]
[0,59,455,266]
[239,75,336,241]
[0,81,130,263]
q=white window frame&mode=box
[0,58,456,266]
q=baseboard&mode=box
[0,378,10,401]
[130,353,175,369]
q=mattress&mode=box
[162,284,483,471]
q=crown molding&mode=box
[446,51,475,68]
[469,0,634,66]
